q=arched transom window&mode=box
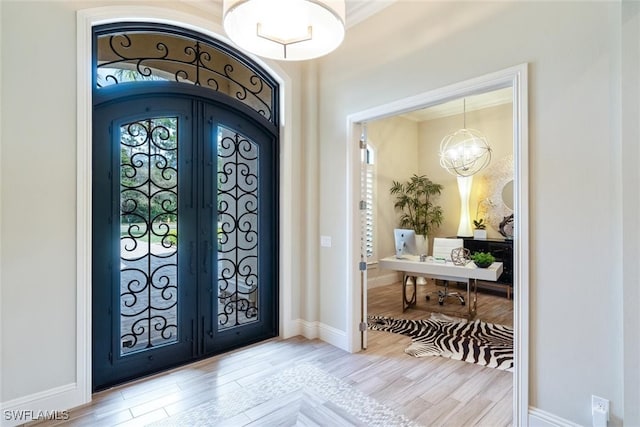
[94,24,279,125]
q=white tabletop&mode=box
[379,255,503,282]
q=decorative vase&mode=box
[473,229,487,240]
[474,261,492,268]
[415,234,429,285]
[416,275,428,285]
[415,234,429,256]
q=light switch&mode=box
[320,235,332,247]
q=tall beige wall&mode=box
[368,116,419,260]
[364,116,418,286]
[314,1,629,425]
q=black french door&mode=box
[92,93,278,391]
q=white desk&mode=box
[378,255,503,319]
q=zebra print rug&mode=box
[368,313,514,372]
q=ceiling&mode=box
[181,1,398,28]
[180,1,510,121]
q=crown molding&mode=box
[400,87,513,122]
[346,0,397,28]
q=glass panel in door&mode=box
[217,125,260,331]
[119,117,179,354]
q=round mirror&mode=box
[502,180,514,210]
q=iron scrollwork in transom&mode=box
[95,25,278,125]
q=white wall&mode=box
[0,0,4,410]
[314,1,629,425]
[1,0,79,401]
[621,1,640,424]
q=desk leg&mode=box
[402,273,417,312]
[466,278,478,319]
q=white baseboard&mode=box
[1,383,85,427]
[280,316,302,339]
[297,319,319,339]
[317,323,348,349]
[529,407,583,427]
[294,319,348,351]
[367,272,400,289]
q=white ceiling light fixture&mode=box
[222,0,346,61]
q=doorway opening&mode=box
[347,64,529,424]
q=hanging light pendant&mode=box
[439,99,492,177]
[223,0,346,61]
[439,98,492,237]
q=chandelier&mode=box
[439,99,492,177]
[222,0,346,61]
[439,98,492,237]
[439,128,492,177]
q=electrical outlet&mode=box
[592,395,609,424]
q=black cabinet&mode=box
[463,238,513,286]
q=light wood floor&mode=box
[29,280,513,427]
[368,278,514,327]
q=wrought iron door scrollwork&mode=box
[217,127,259,330]
[95,28,277,124]
[119,117,179,355]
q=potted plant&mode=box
[390,174,444,256]
[473,218,487,240]
[471,251,495,268]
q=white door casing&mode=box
[345,64,529,426]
